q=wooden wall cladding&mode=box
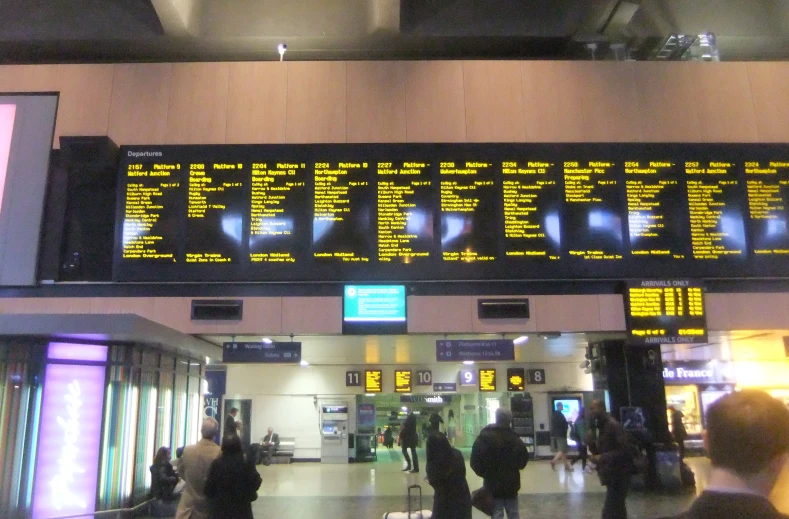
[1,60,788,147]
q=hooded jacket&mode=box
[470,424,528,499]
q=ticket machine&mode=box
[320,403,349,464]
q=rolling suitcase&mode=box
[382,484,432,519]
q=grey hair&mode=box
[496,407,513,427]
[201,417,219,439]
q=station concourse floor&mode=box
[245,449,709,519]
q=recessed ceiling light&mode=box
[261,337,273,344]
[300,360,309,367]
[513,335,529,345]
[463,360,475,365]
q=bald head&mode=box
[496,407,513,427]
[201,417,218,440]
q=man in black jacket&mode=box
[471,408,529,519]
[400,412,419,473]
[588,400,634,519]
[660,390,789,519]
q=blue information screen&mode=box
[343,285,406,322]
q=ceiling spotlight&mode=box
[300,360,310,367]
[463,360,475,365]
[277,43,287,61]
[513,335,529,345]
[261,337,273,344]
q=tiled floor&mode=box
[143,452,788,518]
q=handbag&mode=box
[471,487,494,517]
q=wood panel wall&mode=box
[2,61,789,148]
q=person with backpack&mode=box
[587,400,635,519]
[570,406,589,472]
[470,408,529,519]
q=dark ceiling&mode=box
[0,0,786,63]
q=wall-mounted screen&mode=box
[625,279,707,345]
[343,284,407,335]
[394,370,412,393]
[507,367,525,391]
[365,370,382,393]
[114,143,789,283]
[479,369,497,392]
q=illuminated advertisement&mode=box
[0,104,16,217]
[32,344,108,519]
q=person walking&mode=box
[383,426,394,449]
[668,406,688,461]
[550,402,573,472]
[205,434,262,519]
[658,390,789,519]
[400,412,419,473]
[587,400,634,519]
[176,418,222,519]
[426,433,472,519]
[428,411,444,435]
[570,407,589,472]
[470,408,529,519]
[447,410,457,447]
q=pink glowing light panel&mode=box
[32,360,107,518]
[0,104,16,216]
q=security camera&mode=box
[277,43,287,61]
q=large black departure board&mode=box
[114,143,789,282]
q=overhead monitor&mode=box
[364,370,382,393]
[479,369,497,392]
[507,368,525,391]
[394,370,412,393]
[343,285,407,335]
[625,279,707,345]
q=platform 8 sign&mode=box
[33,346,108,519]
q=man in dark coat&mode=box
[588,400,634,519]
[668,406,688,461]
[659,391,789,519]
[470,408,528,519]
[400,412,419,473]
[224,408,239,438]
[427,432,472,519]
[205,434,262,519]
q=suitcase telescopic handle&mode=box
[407,485,422,517]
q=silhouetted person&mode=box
[205,434,262,519]
[428,412,444,435]
[668,406,688,461]
[383,426,394,449]
[177,418,221,519]
[471,408,528,519]
[224,407,239,437]
[588,399,634,519]
[659,391,789,519]
[400,412,419,473]
[426,432,472,519]
[571,406,589,471]
[551,402,572,471]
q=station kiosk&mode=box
[320,403,350,464]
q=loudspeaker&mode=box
[477,298,530,319]
[191,300,244,321]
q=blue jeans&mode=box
[492,498,519,519]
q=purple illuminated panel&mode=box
[32,363,107,518]
[47,342,108,362]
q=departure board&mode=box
[365,370,383,393]
[114,143,789,283]
[563,158,624,261]
[121,162,181,262]
[440,160,496,262]
[249,160,307,264]
[745,159,789,256]
[501,159,561,260]
[394,370,412,393]
[313,161,373,262]
[377,161,433,263]
[185,161,245,264]
[685,160,746,260]
[479,369,497,392]
[625,279,707,345]
[625,159,688,259]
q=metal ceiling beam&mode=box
[151,0,202,37]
